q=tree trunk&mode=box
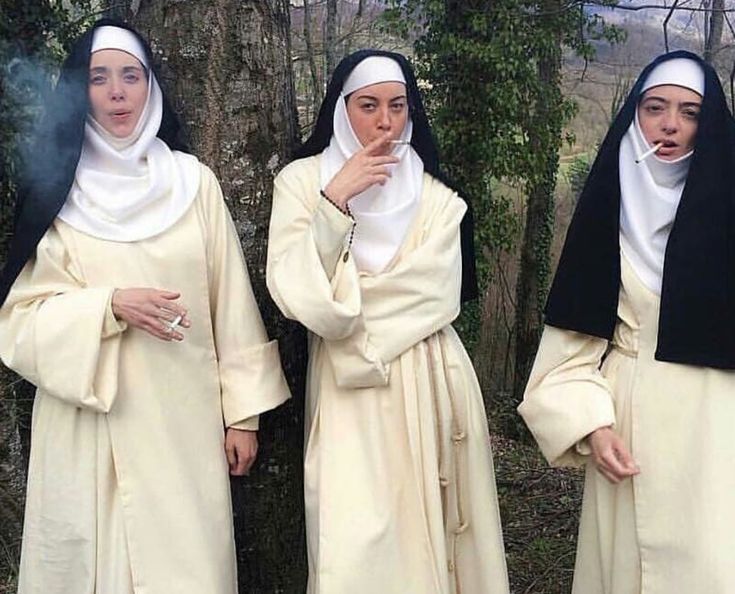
[104,1,306,591]
[303,0,323,123]
[512,0,563,429]
[325,0,338,78]
[704,0,725,64]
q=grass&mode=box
[493,435,584,594]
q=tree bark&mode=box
[104,1,306,591]
[704,0,725,64]
[325,0,338,78]
[512,0,563,426]
[303,0,323,121]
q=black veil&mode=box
[297,49,478,302]
[0,19,189,306]
[545,50,735,369]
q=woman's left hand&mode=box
[225,428,258,476]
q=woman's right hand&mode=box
[588,426,640,484]
[323,135,400,208]
[111,288,191,342]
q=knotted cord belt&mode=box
[427,333,468,594]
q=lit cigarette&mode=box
[390,140,411,145]
[169,314,183,330]
[635,143,663,164]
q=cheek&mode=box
[88,87,106,117]
[348,111,373,143]
[394,110,408,133]
[637,112,657,143]
[131,84,148,112]
[682,122,699,147]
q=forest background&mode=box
[1,0,733,592]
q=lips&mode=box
[110,110,131,119]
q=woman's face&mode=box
[346,81,408,154]
[88,49,148,138]
[637,84,702,160]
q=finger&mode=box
[157,308,181,323]
[225,444,237,470]
[146,320,183,342]
[158,308,192,331]
[369,164,393,176]
[368,155,401,166]
[159,290,181,300]
[602,450,633,478]
[597,465,621,484]
[363,134,392,155]
[613,443,640,472]
[139,317,167,336]
[232,451,249,476]
[155,299,187,316]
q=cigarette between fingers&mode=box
[390,140,411,145]
[169,314,183,330]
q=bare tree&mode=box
[325,0,338,77]
[303,0,323,114]
[705,0,725,63]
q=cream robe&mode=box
[520,254,735,594]
[267,156,509,594]
[0,163,291,594]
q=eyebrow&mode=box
[642,95,702,107]
[355,94,408,102]
[89,65,145,74]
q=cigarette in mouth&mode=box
[390,140,411,145]
[635,143,663,164]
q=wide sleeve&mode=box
[201,165,291,428]
[356,187,464,363]
[517,325,617,467]
[324,186,466,389]
[267,159,365,341]
[0,226,126,412]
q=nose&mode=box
[376,106,391,131]
[661,109,679,134]
[109,76,125,101]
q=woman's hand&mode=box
[323,135,400,208]
[225,428,258,476]
[588,426,640,484]
[111,288,191,341]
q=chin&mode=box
[107,124,134,138]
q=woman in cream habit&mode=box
[520,52,735,593]
[0,21,290,593]
[267,50,509,594]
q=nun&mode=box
[519,51,735,593]
[266,50,510,594]
[0,20,290,593]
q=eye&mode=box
[123,72,140,83]
[390,102,406,112]
[645,103,663,113]
[682,108,700,120]
[89,74,106,85]
[360,102,376,112]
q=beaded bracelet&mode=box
[319,189,350,215]
[320,189,356,261]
